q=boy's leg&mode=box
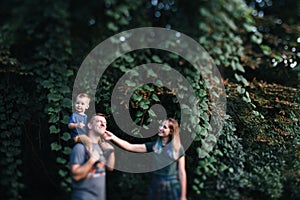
[74,135,92,149]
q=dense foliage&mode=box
[0,0,299,200]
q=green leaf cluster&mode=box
[0,0,299,199]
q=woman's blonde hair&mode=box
[153,118,181,159]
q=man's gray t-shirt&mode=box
[70,143,106,200]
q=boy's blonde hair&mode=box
[75,93,90,103]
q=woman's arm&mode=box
[178,156,187,200]
[104,131,147,153]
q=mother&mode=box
[105,118,187,200]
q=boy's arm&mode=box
[68,114,85,129]
[68,122,85,129]
[68,122,77,129]
[68,114,76,129]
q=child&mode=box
[68,93,92,149]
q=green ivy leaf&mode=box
[61,132,71,141]
[58,169,67,177]
[61,116,70,125]
[59,85,71,94]
[41,80,54,89]
[107,22,119,32]
[151,94,160,102]
[251,32,262,44]
[48,93,62,102]
[134,117,141,124]
[236,63,245,73]
[206,134,217,143]
[139,101,149,109]
[155,80,163,87]
[119,17,129,25]
[146,68,157,78]
[136,110,143,117]
[260,44,271,55]
[49,115,60,123]
[56,157,67,164]
[197,148,209,158]
[51,142,62,151]
[237,86,245,94]
[212,46,222,55]
[63,147,72,155]
[48,106,60,114]
[243,23,256,32]
[125,80,136,87]
[242,96,251,103]
[148,109,156,117]
[220,163,228,172]
[143,84,154,92]
[273,54,282,62]
[49,125,60,134]
[152,55,162,63]
[124,55,134,63]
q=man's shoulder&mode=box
[72,143,86,152]
[70,143,89,164]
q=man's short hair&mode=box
[88,113,107,123]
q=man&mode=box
[70,113,115,200]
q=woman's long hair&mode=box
[153,118,181,160]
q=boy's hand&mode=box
[77,122,85,129]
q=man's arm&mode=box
[105,151,115,171]
[99,141,115,171]
[70,148,99,181]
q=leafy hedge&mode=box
[225,80,299,200]
[0,0,299,200]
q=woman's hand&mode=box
[104,130,114,140]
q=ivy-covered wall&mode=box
[0,0,299,200]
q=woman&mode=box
[105,118,187,200]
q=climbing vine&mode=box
[0,0,298,199]
[0,49,28,200]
